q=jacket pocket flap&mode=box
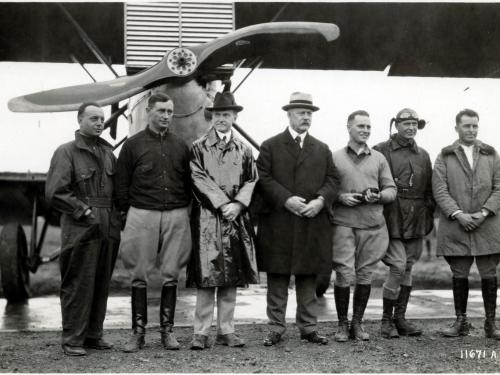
[138,163,153,173]
[75,167,96,182]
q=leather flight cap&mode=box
[393,107,426,129]
[206,91,243,112]
[282,92,319,112]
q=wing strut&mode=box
[70,55,97,82]
[230,3,290,151]
[57,3,119,78]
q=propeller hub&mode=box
[166,48,198,76]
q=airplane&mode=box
[2,3,340,303]
[2,2,500,303]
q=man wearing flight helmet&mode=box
[373,108,435,338]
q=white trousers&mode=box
[193,286,237,336]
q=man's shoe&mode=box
[62,344,87,356]
[394,318,422,336]
[216,333,245,347]
[161,331,180,350]
[442,315,470,337]
[124,287,147,353]
[381,319,399,339]
[334,321,349,342]
[300,331,328,345]
[263,331,282,346]
[190,334,209,350]
[482,277,500,340]
[123,334,145,353]
[159,286,180,350]
[350,321,370,341]
[351,284,371,341]
[394,286,422,336]
[83,338,113,350]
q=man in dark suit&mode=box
[256,92,338,346]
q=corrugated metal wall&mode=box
[125,2,234,70]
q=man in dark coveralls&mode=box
[46,102,120,356]
[256,92,338,346]
[373,108,435,338]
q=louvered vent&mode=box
[125,2,234,71]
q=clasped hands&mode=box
[220,202,244,221]
[284,196,324,218]
[455,211,488,232]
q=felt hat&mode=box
[282,92,319,112]
[205,91,243,112]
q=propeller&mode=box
[8,22,339,113]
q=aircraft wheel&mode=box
[316,272,332,298]
[0,223,30,302]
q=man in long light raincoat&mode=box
[187,91,259,350]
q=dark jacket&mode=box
[256,129,339,275]
[114,127,191,212]
[187,128,259,288]
[433,140,500,256]
[374,134,435,239]
[46,131,121,251]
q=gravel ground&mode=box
[1,319,500,373]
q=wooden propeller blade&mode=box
[8,22,339,113]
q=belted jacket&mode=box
[374,134,435,239]
[46,131,121,251]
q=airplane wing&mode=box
[8,22,339,113]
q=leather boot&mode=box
[394,285,422,336]
[160,285,180,350]
[350,284,371,341]
[333,285,350,342]
[482,277,500,340]
[381,298,399,339]
[123,287,147,352]
[442,278,470,337]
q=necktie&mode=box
[295,136,302,149]
[221,135,227,145]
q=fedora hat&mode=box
[282,92,319,112]
[206,92,243,112]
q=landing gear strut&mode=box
[0,223,30,302]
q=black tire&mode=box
[0,223,30,302]
[315,272,332,298]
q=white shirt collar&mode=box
[459,142,475,168]
[288,127,307,142]
[216,129,232,142]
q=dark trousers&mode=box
[266,273,317,335]
[59,225,118,346]
[445,255,500,279]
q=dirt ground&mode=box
[1,319,500,373]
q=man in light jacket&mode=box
[433,108,500,339]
